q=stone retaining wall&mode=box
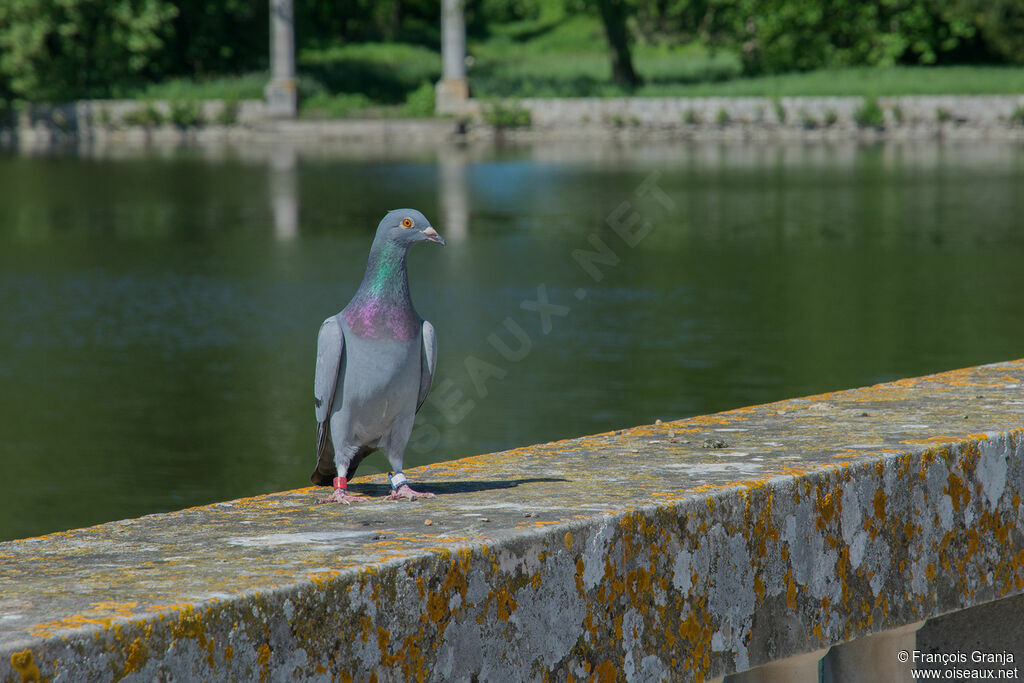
[2,94,1024,151]
[2,360,1024,681]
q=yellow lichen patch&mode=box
[10,649,41,683]
[753,574,765,601]
[945,473,970,512]
[594,659,618,683]
[122,636,147,674]
[564,532,573,550]
[28,601,140,638]
[493,585,518,622]
[677,596,715,678]
[872,488,887,522]
[814,488,838,532]
[256,643,272,683]
[785,569,798,610]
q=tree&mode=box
[594,0,642,88]
[0,0,177,100]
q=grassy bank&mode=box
[125,11,1024,119]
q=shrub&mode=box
[483,101,531,128]
[773,98,786,123]
[122,102,165,127]
[823,109,838,126]
[683,109,702,125]
[1012,105,1024,126]
[716,107,730,125]
[168,99,203,128]
[215,98,239,125]
[402,82,436,117]
[96,106,113,128]
[854,97,884,129]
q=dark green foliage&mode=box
[733,0,979,74]
[854,97,885,128]
[298,43,440,105]
[634,0,994,75]
[122,102,166,127]
[773,98,787,123]
[215,99,239,125]
[483,101,532,128]
[402,82,436,117]
[168,99,202,128]
[2,0,1024,104]
[160,0,267,76]
[0,0,177,100]
[960,0,1024,64]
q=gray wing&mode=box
[314,316,344,464]
[416,320,438,413]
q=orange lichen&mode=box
[10,649,41,683]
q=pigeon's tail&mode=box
[311,422,336,485]
[310,425,373,485]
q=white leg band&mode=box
[388,472,408,491]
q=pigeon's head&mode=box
[377,208,446,248]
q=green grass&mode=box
[469,13,741,97]
[120,7,1024,121]
[134,73,267,101]
[298,42,441,104]
[632,65,1024,97]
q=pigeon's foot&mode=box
[384,484,436,502]
[316,489,370,505]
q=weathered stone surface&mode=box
[4,94,1024,153]
[2,360,1024,681]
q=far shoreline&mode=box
[2,93,1024,153]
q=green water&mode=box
[1,141,1023,541]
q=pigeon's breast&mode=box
[342,300,419,342]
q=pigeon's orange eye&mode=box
[400,217,415,229]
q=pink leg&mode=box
[384,483,436,501]
[316,488,370,505]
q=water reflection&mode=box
[438,145,470,241]
[269,145,299,241]
[1,140,1023,541]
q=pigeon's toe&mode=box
[316,489,370,505]
[384,484,435,502]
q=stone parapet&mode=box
[2,360,1024,680]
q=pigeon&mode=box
[311,208,445,504]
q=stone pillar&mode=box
[436,0,469,115]
[265,0,297,118]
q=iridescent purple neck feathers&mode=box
[343,240,420,341]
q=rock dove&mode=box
[311,209,445,503]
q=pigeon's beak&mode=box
[423,226,446,246]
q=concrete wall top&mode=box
[3,360,1024,681]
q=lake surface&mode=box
[2,140,1023,541]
